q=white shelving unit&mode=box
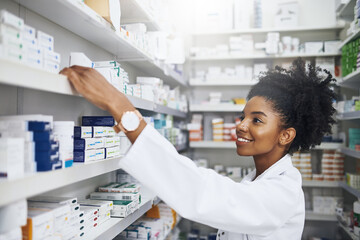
[92,195,154,240]
[339,182,360,198]
[339,69,360,88]
[190,141,343,150]
[340,147,360,159]
[189,104,245,112]
[339,28,360,50]
[189,78,258,86]
[337,111,360,120]
[189,52,341,61]
[305,211,337,221]
[0,158,122,207]
[339,223,357,240]
[337,0,356,22]
[0,58,187,118]
[120,0,161,31]
[302,181,341,188]
[192,25,345,36]
[13,0,186,88]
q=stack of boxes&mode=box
[0,10,61,72]
[0,200,27,239]
[209,92,222,104]
[349,128,360,151]
[321,150,344,182]
[0,115,61,173]
[73,116,122,163]
[97,182,141,218]
[53,121,75,168]
[212,118,224,142]
[26,196,83,239]
[265,32,280,55]
[299,152,312,180]
[229,35,253,55]
[78,199,113,228]
[187,114,203,142]
[341,38,360,77]
[223,123,236,141]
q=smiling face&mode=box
[236,96,286,160]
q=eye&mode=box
[253,118,263,123]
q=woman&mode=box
[60,59,336,240]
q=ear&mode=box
[279,127,296,146]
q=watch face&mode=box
[121,111,140,131]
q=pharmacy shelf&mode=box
[339,223,357,240]
[340,147,360,158]
[189,78,258,86]
[302,181,341,188]
[337,0,356,21]
[189,104,245,112]
[0,58,186,118]
[339,69,360,88]
[92,195,154,240]
[189,52,341,61]
[190,141,343,150]
[0,158,123,207]
[14,0,185,88]
[337,111,360,120]
[192,25,345,36]
[340,182,360,198]
[120,0,161,31]
[305,211,337,221]
[339,28,360,49]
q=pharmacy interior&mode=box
[0,0,359,239]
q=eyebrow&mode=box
[240,111,268,117]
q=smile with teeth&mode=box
[237,137,251,142]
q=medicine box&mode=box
[82,116,115,127]
[73,149,97,162]
[43,49,60,64]
[90,191,140,201]
[74,138,105,151]
[43,59,59,73]
[305,41,323,54]
[21,208,54,240]
[0,10,24,30]
[0,199,27,233]
[104,136,120,148]
[78,199,113,216]
[22,24,35,39]
[69,52,93,68]
[0,138,24,179]
[37,30,54,48]
[92,60,120,68]
[74,126,92,139]
[28,196,77,206]
[99,182,140,193]
[27,201,71,232]
[105,146,120,159]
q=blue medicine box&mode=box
[28,121,51,131]
[82,116,114,126]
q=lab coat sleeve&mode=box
[119,125,302,236]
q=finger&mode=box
[70,65,92,73]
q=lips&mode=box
[237,137,251,142]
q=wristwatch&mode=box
[113,110,143,133]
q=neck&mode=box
[253,152,287,179]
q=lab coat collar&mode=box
[242,154,293,182]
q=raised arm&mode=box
[60,65,147,143]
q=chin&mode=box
[236,148,253,156]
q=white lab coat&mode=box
[119,125,305,240]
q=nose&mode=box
[237,119,248,132]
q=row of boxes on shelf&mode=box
[0,114,188,179]
[337,199,360,236]
[303,187,342,216]
[69,52,187,112]
[0,171,141,240]
[337,97,360,113]
[0,10,61,72]
[119,203,180,240]
[194,158,254,180]
[193,57,339,83]
[190,33,339,58]
[341,37,360,77]
[292,150,345,182]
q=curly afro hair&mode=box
[247,58,337,154]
